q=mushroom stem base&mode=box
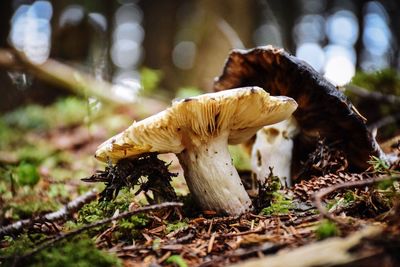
[178,133,252,216]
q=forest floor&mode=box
[0,86,400,267]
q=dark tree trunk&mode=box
[0,0,12,48]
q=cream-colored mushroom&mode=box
[251,117,299,187]
[95,87,297,215]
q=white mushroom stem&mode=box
[251,118,299,187]
[177,132,252,215]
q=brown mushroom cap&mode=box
[214,46,384,171]
[95,86,297,163]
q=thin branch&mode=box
[0,189,98,238]
[0,48,167,115]
[313,175,400,224]
[1,202,183,263]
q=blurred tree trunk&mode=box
[140,0,183,93]
[354,0,367,69]
[186,0,257,91]
[382,0,400,69]
[267,0,298,53]
[140,0,257,92]
[0,1,11,48]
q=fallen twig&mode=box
[0,48,167,115]
[0,189,98,238]
[1,202,183,263]
[313,175,400,224]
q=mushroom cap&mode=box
[95,86,297,163]
[214,46,384,170]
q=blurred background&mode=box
[0,0,399,112]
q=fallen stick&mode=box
[0,189,98,238]
[313,175,400,224]
[1,202,183,263]
[0,49,167,115]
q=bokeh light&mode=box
[293,14,325,44]
[59,5,84,27]
[325,10,358,46]
[296,42,325,71]
[111,2,144,101]
[9,1,53,64]
[172,41,197,70]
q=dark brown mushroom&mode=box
[214,46,386,175]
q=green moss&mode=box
[0,234,121,267]
[77,201,108,225]
[377,179,396,190]
[14,162,40,187]
[16,145,55,164]
[77,189,149,238]
[261,192,293,215]
[351,69,400,95]
[2,97,90,132]
[8,199,59,220]
[1,234,37,259]
[255,169,288,213]
[51,97,90,127]
[165,220,189,234]
[315,220,340,240]
[78,189,133,224]
[117,214,150,239]
[33,237,121,267]
[166,255,188,267]
[3,105,49,130]
[0,119,18,149]
[48,184,70,199]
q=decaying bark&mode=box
[214,46,385,173]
